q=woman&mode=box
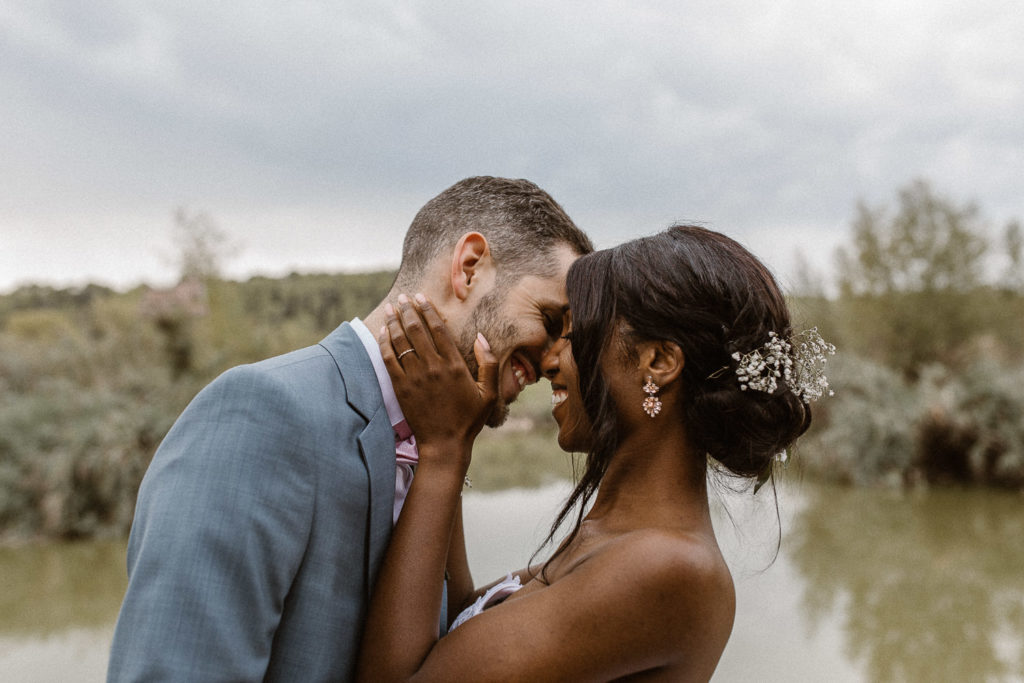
[358,225,832,681]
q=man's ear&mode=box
[450,232,491,301]
[638,341,685,386]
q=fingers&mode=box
[395,293,437,358]
[413,293,461,361]
[382,301,417,365]
[377,316,404,380]
[474,332,499,402]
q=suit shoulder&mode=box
[209,344,334,397]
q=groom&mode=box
[107,177,593,681]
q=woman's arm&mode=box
[357,294,498,680]
[445,500,474,626]
[363,522,733,682]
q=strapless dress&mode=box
[450,574,523,630]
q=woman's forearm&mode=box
[357,445,469,682]
[445,501,475,625]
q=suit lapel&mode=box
[320,323,395,597]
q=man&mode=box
[107,177,593,681]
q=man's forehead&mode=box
[542,245,581,286]
[516,271,569,304]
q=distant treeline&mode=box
[0,271,396,541]
[2,180,1023,542]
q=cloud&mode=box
[1,0,1021,290]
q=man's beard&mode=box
[458,289,521,428]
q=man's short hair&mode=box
[395,177,593,289]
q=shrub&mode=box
[801,354,1024,490]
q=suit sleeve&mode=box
[107,365,316,682]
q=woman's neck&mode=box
[585,422,711,533]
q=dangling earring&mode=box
[642,375,662,418]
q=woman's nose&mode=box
[540,339,562,379]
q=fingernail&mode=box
[414,292,427,305]
[397,293,410,305]
[384,303,395,316]
[477,333,491,351]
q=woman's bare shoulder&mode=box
[598,527,733,594]
[590,527,736,649]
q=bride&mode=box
[357,225,831,682]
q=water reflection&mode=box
[788,486,1024,682]
[2,485,1022,682]
[0,539,126,636]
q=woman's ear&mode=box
[638,341,685,387]
[450,232,491,301]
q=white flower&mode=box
[733,328,835,403]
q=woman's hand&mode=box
[379,293,498,458]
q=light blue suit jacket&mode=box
[107,323,396,681]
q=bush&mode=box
[0,271,396,541]
[801,354,1024,490]
[799,355,922,486]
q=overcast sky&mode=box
[1,1,1021,293]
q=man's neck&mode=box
[362,291,460,344]
[361,305,389,342]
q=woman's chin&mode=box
[556,429,589,454]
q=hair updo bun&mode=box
[687,383,810,478]
[566,225,811,481]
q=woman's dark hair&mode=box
[541,225,811,568]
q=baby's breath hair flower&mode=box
[717,329,835,495]
[715,327,836,404]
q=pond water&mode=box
[2,482,1022,681]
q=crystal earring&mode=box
[642,375,662,418]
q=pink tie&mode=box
[393,419,418,524]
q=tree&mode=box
[171,208,234,283]
[1002,220,1023,292]
[835,179,988,297]
[833,180,991,375]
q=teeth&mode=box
[551,390,567,406]
[513,367,526,388]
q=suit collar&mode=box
[319,322,383,423]
[320,321,395,591]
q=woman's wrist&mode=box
[414,441,472,478]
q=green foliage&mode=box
[915,360,1024,488]
[836,179,988,295]
[831,179,1019,375]
[797,355,921,487]
[236,271,396,334]
[171,209,234,282]
[469,383,574,491]
[0,270,395,541]
[797,179,1024,490]
[800,354,1024,489]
